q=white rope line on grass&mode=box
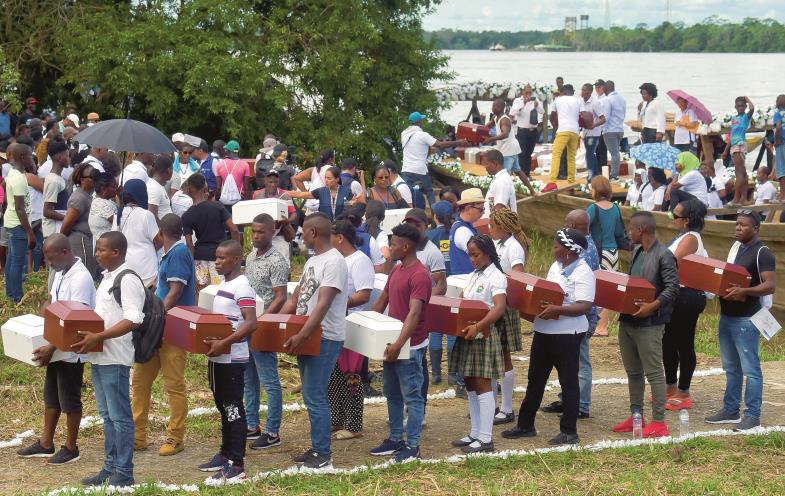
[1,368,727,448]
[45,424,785,494]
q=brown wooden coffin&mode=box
[164,306,233,354]
[507,272,565,321]
[252,314,321,356]
[678,254,751,298]
[474,218,491,236]
[44,301,104,352]
[594,270,656,315]
[457,123,490,146]
[424,295,489,337]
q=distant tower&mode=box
[665,0,671,23]
[580,15,589,30]
[604,0,610,29]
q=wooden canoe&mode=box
[517,193,785,320]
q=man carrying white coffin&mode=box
[17,234,96,465]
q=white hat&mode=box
[183,134,201,148]
[171,132,185,143]
[65,113,80,128]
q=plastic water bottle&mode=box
[632,412,643,439]
[679,409,690,437]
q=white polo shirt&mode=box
[495,237,525,273]
[462,263,507,308]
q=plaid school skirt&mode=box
[448,325,504,379]
[498,307,523,353]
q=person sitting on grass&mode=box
[370,222,433,461]
[17,234,95,465]
[197,240,258,482]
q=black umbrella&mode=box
[74,119,176,154]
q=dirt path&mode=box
[3,337,785,494]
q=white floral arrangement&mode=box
[428,153,464,177]
[697,103,775,135]
[435,80,555,106]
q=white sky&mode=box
[423,0,783,31]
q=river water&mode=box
[440,50,785,128]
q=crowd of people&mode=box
[0,93,779,488]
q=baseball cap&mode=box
[26,97,38,104]
[272,143,288,157]
[171,132,185,143]
[408,112,427,123]
[66,113,80,128]
[431,200,453,223]
[87,112,99,120]
[404,208,429,225]
[594,79,605,86]
[225,140,241,151]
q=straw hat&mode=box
[457,187,485,205]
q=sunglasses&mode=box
[668,211,687,220]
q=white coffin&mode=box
[374,273,388,292]
[198,284,265,317]
[1,314,66,366]
[344,311,409,360]
[464,147,481,164]
[446,274,472,298]
[232,198,289,225]
[380,208,410,235]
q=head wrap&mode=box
[555,228,587,254]
[118,179,149,225]
[677,151,700,176]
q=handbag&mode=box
[529,105,539,126]
[590,202,631,253]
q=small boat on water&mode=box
[489,43,505,51]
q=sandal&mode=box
[665,397,693,411]
[333,429,363,440]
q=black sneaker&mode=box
[541,401,564,413]
[501,426,537,439]
[549,432,579,445]
[431,374,442,385]
[251,433,282,450]
[293,448,316,464]
[300,451,332,470]
[17,440,55,458]
[107,473,134,487]
[81,469,113,486]
[47,445,80,465]
[246,427,262,440]
[198,452,229,472]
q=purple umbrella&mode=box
[666,89,713,124]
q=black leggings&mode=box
[662,287,706,391]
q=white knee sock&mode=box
[468,391,479,439]
[490,379,498,406]
[477,391,495,443]
[502,369,515,414]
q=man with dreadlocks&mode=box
[487,208,528,425]
[502,228,595,446]
[449,234,507,454]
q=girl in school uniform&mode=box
[488,207,529,425]
[449,234,507,454]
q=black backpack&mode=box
[110,269,166,364]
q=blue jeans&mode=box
[583,136,601,183]
[401,171,435,206]
[719,314,763,419]
[244,350,283,434]
[4,225,27,303]
[428,333,462,385]
[297,339,343,457]
[92,364,134,479]
[503,155,522,173]
[384,347,426,448]
[578,333,592,414]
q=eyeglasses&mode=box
[468,204,484,211]
[181,151,191,155]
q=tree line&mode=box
[1,0,449,164]
[427,17,785,52]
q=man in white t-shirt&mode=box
[544,85,581,192]
[17,235,95,465]
[281,213,348,469]
[82,147,108,173]
[122,153,153,185]
[482,149,517,215]
[580,83,605,183]
[593,79,609,172]
[400,112,467,206]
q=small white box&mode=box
[465,147,481,164]
[380,208,410,235]
[446,274,472,298]
[198,285,265,317]
[374,273,388,292]
[232,198,289,225]
[1,314,66,366]
[344,311,409,360]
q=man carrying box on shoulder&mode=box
[132,214,195,456]
[612,211,679,438]
[705,210,776,431]
[73,232,146,488]
[370,222,432,462]
[281,213,348,470]
[17,234,95,465]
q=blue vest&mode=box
[316,185,351,221]
[200,155,217,191]
[356,231,372,259]
[449,219,477,275]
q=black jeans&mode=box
[663,287,706,391]
[596,134,608,167]
[516,128,539,176]
[209,361,247,466]
[517,332,584,435]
